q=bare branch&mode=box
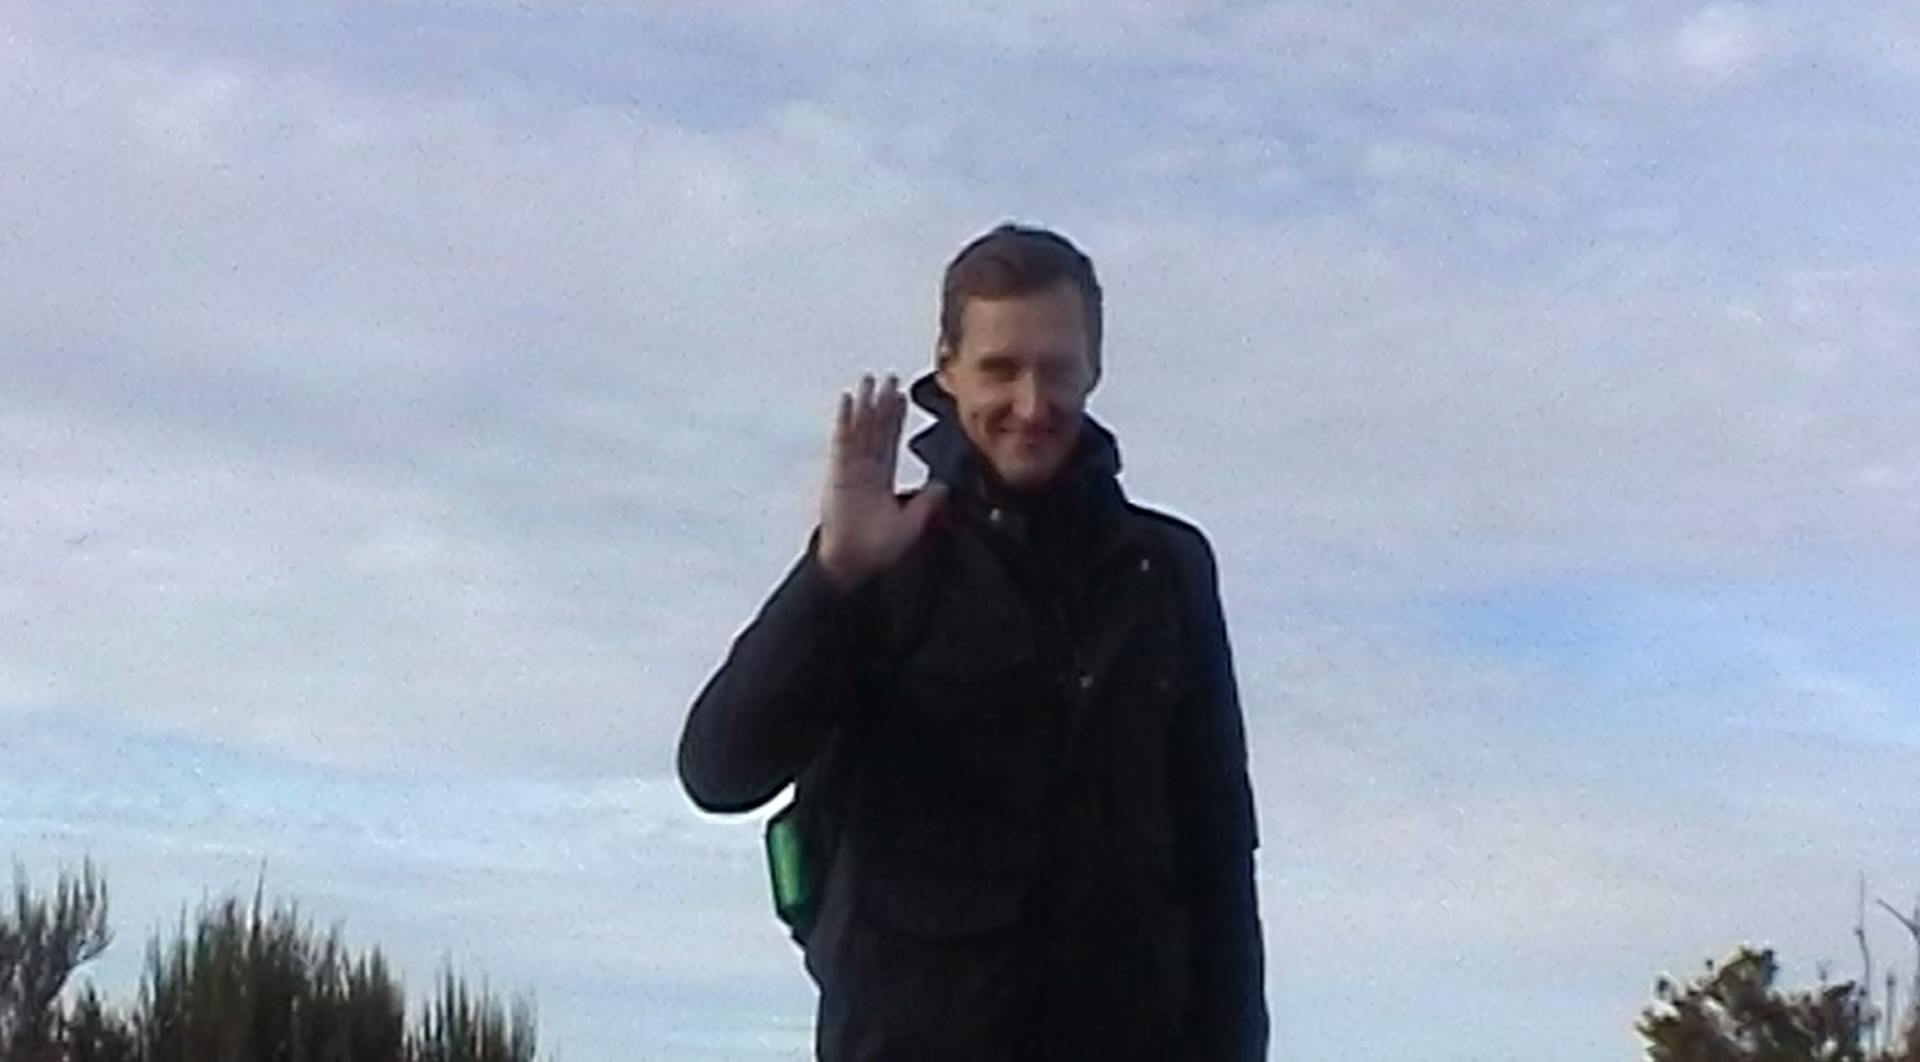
[1880,898,1920,937]
[1861,873,1879,1051]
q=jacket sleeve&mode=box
[677,532,868,814]
[1168,533,1268,1061]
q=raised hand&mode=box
[816,374,948,591]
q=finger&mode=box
[853,373,877,457]
[871,376,898,472]
[880,374,907,462]
[865,373,896,462]
[876,374,903,458]
[831,389,852,454]
[828,390,854,481]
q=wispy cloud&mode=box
[4,1,1917,1058]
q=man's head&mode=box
[935,224,1103,493]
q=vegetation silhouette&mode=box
[1639,879,1920,1062]
[1,861,538,1062]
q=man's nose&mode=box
[1012,375,1045,421]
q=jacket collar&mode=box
[906,371,1121,495]
[906,372,1134,563]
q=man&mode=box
[678,224,1267,1060]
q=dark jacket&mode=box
[678,375,1267,1061]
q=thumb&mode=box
[901,482,949,537]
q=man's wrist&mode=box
[813,543,868,594]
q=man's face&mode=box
[937,281,1096,492]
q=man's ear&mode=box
[934,343,956,391]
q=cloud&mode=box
[6,0,1918,782]
[1672,4,1784,82]
[1,709,811,1060]
[1249,609,1920,1057]
[0,11,965,772]
[4,4,1919,1056]
[1841,7,1920,81]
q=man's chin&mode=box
[989,456,1066,493]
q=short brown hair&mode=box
[938,223,1103,382]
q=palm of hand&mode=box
[818,375,945,589]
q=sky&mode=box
[3,1,1918,1058]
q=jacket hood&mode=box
[905,372,1122,496]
